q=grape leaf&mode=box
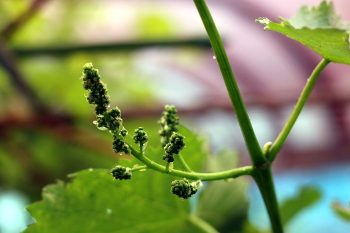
[24,168,214,233]
[24,125,217,233]
[257,1,350,65]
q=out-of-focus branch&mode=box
[12,38,211,57]
[0,39,48,112]
[0,0,50,40]
[0,0,51,113]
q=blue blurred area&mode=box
[249,163,350,233]
[0,191,30,233]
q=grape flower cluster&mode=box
[81,63,200,199]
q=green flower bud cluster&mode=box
[82,63,110,115]
[94,107,122,131]
[163,132,185,162]
[81,63,129,154]
[159,105,179,146]
[111,165,132,180]
[170,178,201,199]
[133,127,148,146]
[113,135,130,154]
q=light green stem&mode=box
[178,154,193,172]
[267,58,330,161]
[193,0,265,166]
[129,145,253,181]
[130,165,147,172]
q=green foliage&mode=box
[17,1,350,233]
[24,169,207,233]
[288,1,343,29]
[280,186,321,225]
[0,129,116,199]
[136,10,176,39]
[257,1,350,64]
[332,202,350,222]
[24,125,241,232]
[195,150,249,233]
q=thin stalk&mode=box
[253,166,283,233]
[129,146,253,181]
[130,165,147,172]
[267,58,330,161]
[177,154,193,172]
[193,0,265,165]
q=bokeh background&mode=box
[0,0,350,232]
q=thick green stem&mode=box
[253,166,284,233]
[129,146,253,181]
[267,58,330,161]
[193,0,265,166]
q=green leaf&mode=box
[288,1,343,29]
[195,150,249,232]
[24,124,218,233]
[280,186,321,225]
[257,1,350,64]
[24,169,214,233]
[332,202,350,222]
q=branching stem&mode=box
[267,58,330,161]
[128,145,253,181]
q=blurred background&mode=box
[0,0,350,232]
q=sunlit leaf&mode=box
[24,169,214,233]
[24,123,219,232]
[257,1,350,64]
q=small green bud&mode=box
[120,128,128,137]
[165,133,185,154]
[109,107,121,118]
[111,165,132,180]
[162,153,175,163]
[159,105,179,146]
[113,136,130,154]
[133,127,148,146]
[162,132,185,162]
[93,107,123,131]
[170,179,201,199]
